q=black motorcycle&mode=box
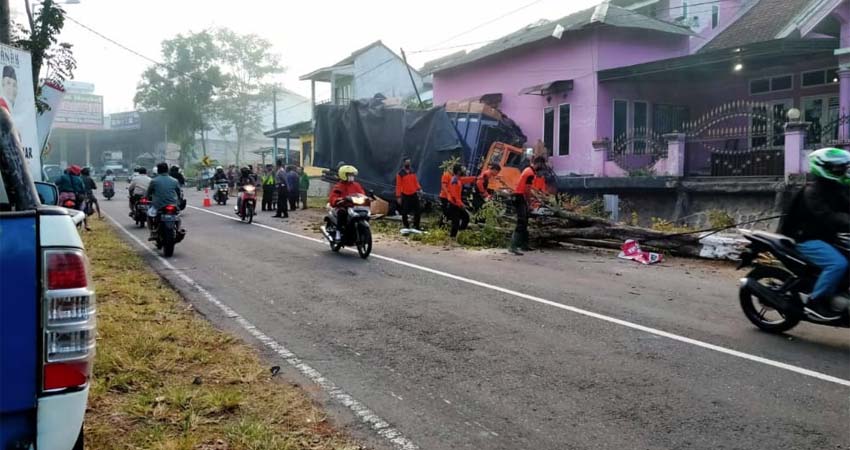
[130,195,149,228]
[738,231,849,333]
[320,194,373,259]
[149,203,187,257]
[213,181,229,205]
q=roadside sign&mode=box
[0,44,40,180]
[202,155,212,167]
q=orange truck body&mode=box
[479,142,527,193]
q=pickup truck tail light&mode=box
[42,249,96,393]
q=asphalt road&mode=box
[98,188,849,450]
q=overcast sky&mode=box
[15,0,601,114]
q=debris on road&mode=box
[618,240,663,265]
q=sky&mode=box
[14,0,601,114]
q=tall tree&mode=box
[135,30,222,167]
[212,28,282,165]
[1,0,11,44]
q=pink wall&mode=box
[434,27,689,175]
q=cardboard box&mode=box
[371,197,389,216]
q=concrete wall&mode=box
[353,45,424,101]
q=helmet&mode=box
[338,165,358,181]
[216,165,223,171]
[809,148,850,185]
[240,167,251,177]
[68,165,81,176]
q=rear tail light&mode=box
[164,204,177,214]
[42,249,96,393]
[139,197,150,205]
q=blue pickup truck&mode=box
[0,110,95,448]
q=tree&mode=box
[12,0,76,113]
[211,28,282,165]
[135,30,222,167]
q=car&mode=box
[0,111,94,450]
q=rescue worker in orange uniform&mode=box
[473,163,501,211]
[510,156,546,255]
[395,157,422,230]
[438,169,452,225]
[447,164,476,239]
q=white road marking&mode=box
[105,215,419,450]
[187,205,850,388]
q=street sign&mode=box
[54,93,103,130]
[201,155,212,167]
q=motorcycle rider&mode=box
[128,167,152,210]
[146,162,182,240]
[170,165,186,186]
[211,165,228,186]
[328,165,365,242]
[779,148,850,319]
[235,166,257,216]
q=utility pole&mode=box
[272,87,278,164]
[0,0,11,44]
[400,48,424,109]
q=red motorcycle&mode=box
[102,180,115,200]
[235,185,257,223]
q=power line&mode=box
[420,0,548,52]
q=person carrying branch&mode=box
[509,156,546,255]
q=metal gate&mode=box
[684,101,784,176]
[608,128,668,174]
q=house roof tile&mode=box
[700,0,815,52]
[430,3,692,73]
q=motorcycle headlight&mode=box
[352,196,366,205]
[244,186,255,193]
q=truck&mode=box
[0,110,94,449]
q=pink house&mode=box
[431,0,850,178]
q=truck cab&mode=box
[0,111,94,449]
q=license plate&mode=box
[160,215,179,222]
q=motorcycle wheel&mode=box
[247,203,254,224]
[327,224,342,252]
[356,224,372,259]
[162,223,176,257]
[739,266,800,333]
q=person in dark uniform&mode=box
[273,159,289,218]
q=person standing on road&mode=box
[396,157,422,231]
[447,164,475,239]
[509,156,545,256]
[261,164,276,211]
[285,166,300,211]
[81,167,102,220]
[273,160,289,219]
[298,166,310,209]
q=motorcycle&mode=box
[103,180,115,200]
[738,231,850,333]
[149,203,187,257]
[235,185,257,223]
[130,195,150,228]
[320,193,373,259]
[214,181,229,205]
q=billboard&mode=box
[109,111,141,130]
[0,44,40,180]
[55,92,103,130]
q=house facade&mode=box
[300,41,425,107]
[431,0,849,178]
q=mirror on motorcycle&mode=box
[179,198,187,211]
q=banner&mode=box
[110,111,141,130]
[54,92,103,130]
[36,81,66,161]
[0,44,40,180]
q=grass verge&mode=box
[82,219,361,450]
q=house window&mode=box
[543,107,554,156]
[613,100,628,142]
[711,6,719,29]
[804,96,841,144]
[633,101,648,154]
[802,68,840,88]
[749,75,792,95]
[558,104,570,156]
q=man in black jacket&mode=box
[780,148,850,319]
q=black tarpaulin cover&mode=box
[314,99,462,200]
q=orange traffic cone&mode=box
[203,187,212,207]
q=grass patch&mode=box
[83,220,360,450]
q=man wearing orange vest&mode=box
[438,169,452,225]
[473,163,501,211]
[510,156,546,255]
[396,157,422,231]
[447,164,476,238]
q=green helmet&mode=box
[809,147,850,185]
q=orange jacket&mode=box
[329,181,365,206]
[439,172,451,199]
[396,169,421,197]
[532,174,547,192]
[448,175,475,207]
[515,167,536,196]
[476,169,499,197]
